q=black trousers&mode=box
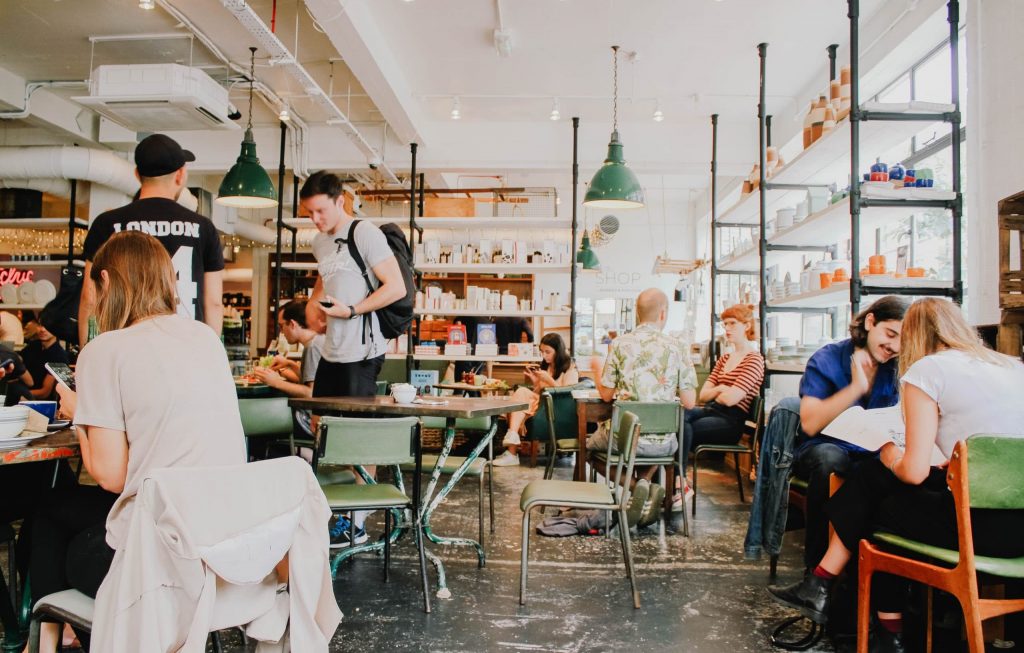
[313,356,385,398]
[827,457,1024,612]
[29,485,117,604]
[681,404,745,462]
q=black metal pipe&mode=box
[67,179,77,262]
[417,172,425,243]
[273,120,286,339]
[757,42,768,359]
[710,113,718,369]
[291,174,299,262]
[948,0,963,304]
[849,0,862,314]
[408,143,417,378]
[766,115,773,148]
[827,44,838,81]
[570,117,580,359]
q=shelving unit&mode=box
[0,218,88,230]
[710,3,963,380]
[6,259,85,269]
[414,308,570,318]
[283,216,570,230]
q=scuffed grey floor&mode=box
[212,455,831,652]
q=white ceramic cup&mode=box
[391,383,417,404]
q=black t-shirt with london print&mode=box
[83,198,225,323]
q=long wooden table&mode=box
[291,395,529,598]
[572,389,613,481]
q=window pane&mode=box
[913,48,952,104]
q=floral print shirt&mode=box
[600,323,697,401]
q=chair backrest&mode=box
[611,401,680,436]
[318,416,420,467]
[962,434,1024,510]
[612,410,641,510]
[744,395,765,441]
[238,397,293,437]
[531,380,594,441]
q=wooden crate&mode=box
[997,190,1024,358]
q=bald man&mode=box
[591,288,697,454]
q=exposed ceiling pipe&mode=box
[0,81,88,120]
[220,0,399,183]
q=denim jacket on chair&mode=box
[743,396,801,560]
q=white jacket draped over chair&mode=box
[91,457,342,652]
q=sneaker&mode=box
[671,492,683,512]
[625,479,650,528]
[329,516,368,549]
[491,450,520,467]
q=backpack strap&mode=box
[343,220,375,353]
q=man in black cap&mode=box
[78,134,225,344]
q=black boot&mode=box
[869,628,906,653]
[767,572,833,624]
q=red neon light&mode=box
[0,268,35,286]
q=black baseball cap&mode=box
[134,134,196,177]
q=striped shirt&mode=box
[708,351,765,414]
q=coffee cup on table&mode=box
[21,400,57,423]
[390,383,417,404]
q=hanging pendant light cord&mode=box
[611,45,619,132]
[247,46,257,131]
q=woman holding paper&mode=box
[769,299,1024,651]
[492,333,578,466]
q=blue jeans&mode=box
[744,397,801,560]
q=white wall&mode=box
[966,0,1024,326]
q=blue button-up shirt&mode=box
[797,338,900,453]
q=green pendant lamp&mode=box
[584,46,645,209]
[576,231,601,271]
[217,47,278,209]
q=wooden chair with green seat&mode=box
[590,401,688,539]
[857,435,1024,653]
[520,410,642,608]
[400,415,494,546]
[316,415,432,613]
[691,394,765,516]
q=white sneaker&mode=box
[491,450,520,467]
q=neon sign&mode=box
[0,268,35,285]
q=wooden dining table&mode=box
[291,395,529,598]
[571,389,613,481]
[0,428,80,652]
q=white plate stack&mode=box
[0,405,37,449]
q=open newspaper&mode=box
[822,405,946,466]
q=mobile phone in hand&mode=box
[45,362,76,391]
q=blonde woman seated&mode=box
[492,333,578,466]
[768,299,1024,652]
[27,231,246,653]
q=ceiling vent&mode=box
[73,64,239,131]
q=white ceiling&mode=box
[0,0,934,196]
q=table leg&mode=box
[575,403,588,481]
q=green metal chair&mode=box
[237,397,302,458]
[858,435,1024,653]
[400,415,494,546]
[590,401,688,539]
[521,380,594,472]
[316,416,431,613]
[691,395,765,516]
[519,410,643,608]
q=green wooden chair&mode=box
[316,416,431,613]
[691,395,765,516]
[590,401,688,539]
[857,435,1024,653]
[520,410,642,608]
[400,415,494,546]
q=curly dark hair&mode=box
[849,295,909,348]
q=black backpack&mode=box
[346,220,415,340]
[40,266,84,347]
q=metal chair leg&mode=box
[383,510,391,582]
[691,451,700,516]
[478,472,485,547]
[657,465,666,542]
[519,509,531,605]
[734,452,746,502]
[211,631,225,653]
[488,442,495,535]
[415,518,431,613]
[7,539,16,609]
[620,507,641,609]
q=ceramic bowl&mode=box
[0,405,30,439]
[17,281,35,304]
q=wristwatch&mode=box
[347,305,359,320]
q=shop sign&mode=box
[0,268,34,286]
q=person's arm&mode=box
[677,351,698,410]
[879,382,940,485]
[597,346,619,402]
[202,270,224,335]
[251,367,313,398]
[78,262,96,347]
[714,354,765,408]
[30,375,57,399]
[54,384,128,493]
[799,349,872,436]
[319,256,404,320]
[699,357,725,403]
[307,277,326,327]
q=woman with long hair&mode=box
[769,299,1024,651]
[27,231,246,652]
[492,332,579,466]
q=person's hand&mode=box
[588,355,604,375]
[252,367,283,388]
[879,441,901,472]
[316,295,352,319]
[850,349,874,396]
[55,384,77,421]
[269,355,291,371]
[0,362,11,380]
[532,369,555,386]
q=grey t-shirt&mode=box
[300,334,325,384]
[311,221,394,363]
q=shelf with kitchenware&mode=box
[414,308,570,319]
[416,263,570,275]
[1,259,85,269]
[0,303,46,310]
[0,218,89,230]
[282,216,571,231]
[385,353,542,363]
